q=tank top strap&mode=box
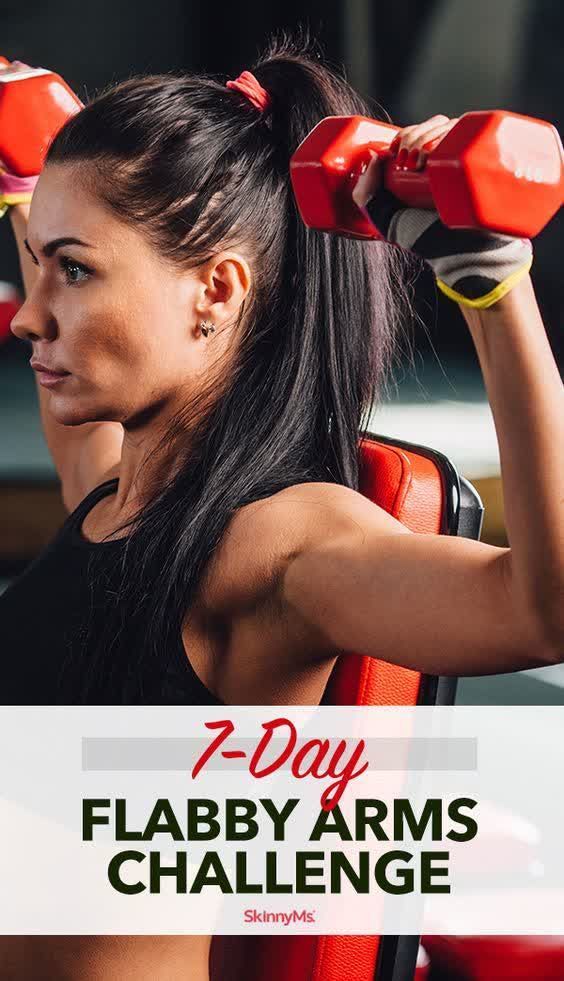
[65,477,120,543]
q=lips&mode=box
[30,359,70,376]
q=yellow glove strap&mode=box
[0,191,35,215]
[437,257,533,309]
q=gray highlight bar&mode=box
[82,737,476,772]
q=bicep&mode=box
[278,488,550,677]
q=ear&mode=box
[195,251,252,325]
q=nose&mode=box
[10,295,56,343]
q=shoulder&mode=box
[234,480,412,548]
[200,481,409,619]
[237,481,409,546]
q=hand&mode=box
[0,60,31,74]
[388,113,459,170]
[359,114,533,310]
[352,114,458,211]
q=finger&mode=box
[0,60,32,74]
[418,119,457,148]
[400,116,452,151]
[397,120,458,167]
[397,123,452,158]
[394,115,453,156]
[388,122,430,153]
[417,119,462,168]
[352,150,383,209]
[394,114,450,143]
[410,121,458,164]
[396,129,450,167]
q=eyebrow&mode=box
[24,236,93,259]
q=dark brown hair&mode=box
[46,27,415,700]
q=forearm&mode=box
[9,202,37,296]
[459,274,564,645]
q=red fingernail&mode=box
[397,148,408,166]
[389,135,400,154]
[406,149,420,170]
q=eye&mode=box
[58,255,91,285]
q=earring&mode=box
[200,320,216,337]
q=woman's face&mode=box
[11,163,250,427]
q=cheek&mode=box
[67,314,134,370]
[62,293,145,370]
[124,290,191,370]
[61,277,189,382]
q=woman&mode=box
[1,29,562,980]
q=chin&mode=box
[51,396,120,428]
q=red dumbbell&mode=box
[0,58,82,176]
[290,111,564,240]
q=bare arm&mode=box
[459,275,563,643]
[277,276,563,675]
[9,203,123,510]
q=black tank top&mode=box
[1,478,224,705]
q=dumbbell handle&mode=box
[383,148,436,208]
[383,122,563,207]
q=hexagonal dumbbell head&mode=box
[290,115,399,240]
[426,110,564,238]
[0,63,82,177]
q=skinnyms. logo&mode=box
[244,909,316,925]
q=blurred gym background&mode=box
[1,0,562,704]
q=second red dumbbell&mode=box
[290,110,563,239]
[0,59,82,177]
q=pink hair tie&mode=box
[225,70,271,113]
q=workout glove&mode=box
[0,169,38,216]
[365,188,533,310]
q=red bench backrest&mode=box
[210,433,481,981]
